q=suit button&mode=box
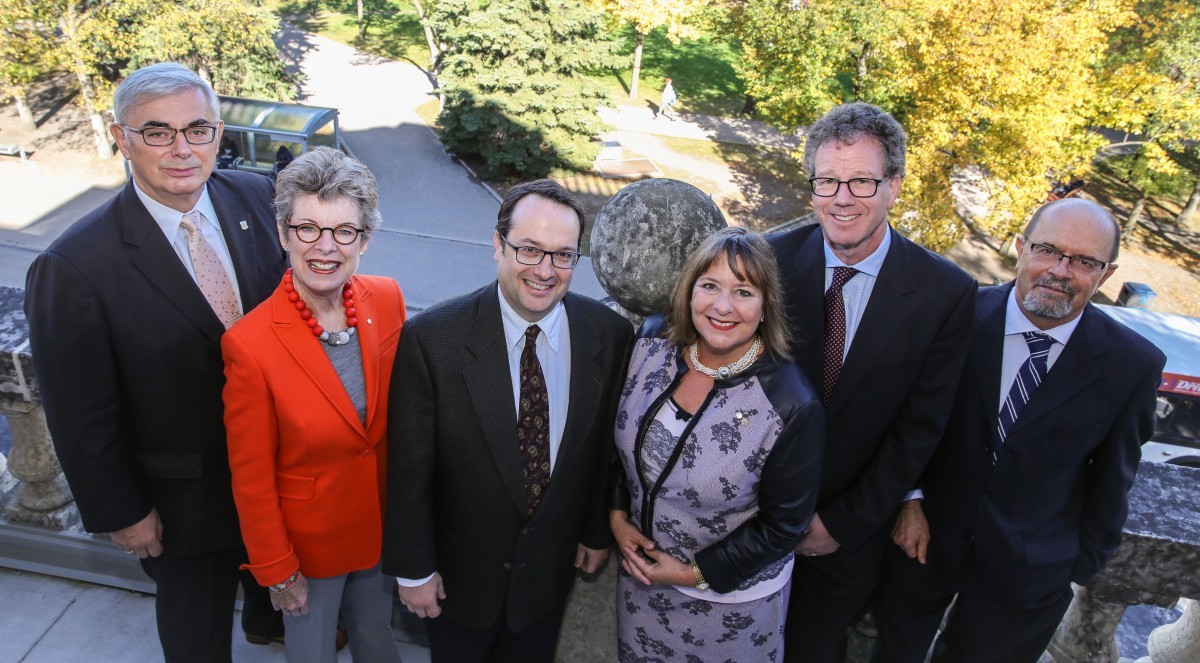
[521,527,534,535]
[503,562,513,571]
[361,450,374,459]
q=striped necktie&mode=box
[994,331,1055,461]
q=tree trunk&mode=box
[411,0,440,70]
[357,0,365,41]
[1124,196,1148,237]
[629,32,644,101]
[740,94,757,117]
[61,9,112,158]
[15,88,35,129]
[853,41,872,98]
[1178,177,1200,228]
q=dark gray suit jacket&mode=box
[25,170,286,554]
[769,224,976,551]
[383,283,633,632]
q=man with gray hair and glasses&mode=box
[767,102,976,662]
[25,62,287,661]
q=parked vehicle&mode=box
[1099,304,1200,467]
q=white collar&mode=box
[1004,287,1082,345]
[497,285,565,353]
[133,180,220,239]
[823,224,892,276]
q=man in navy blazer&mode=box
[25,63,285,661]
[770,102,976,662]
[871,198,1166,662]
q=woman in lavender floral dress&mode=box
[610,228,825,662]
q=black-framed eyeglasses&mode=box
[287,222,366,246]
[808,177,886,198]
[498,235,581,269]
[120,124,219,146]
[1022,240,1110,275]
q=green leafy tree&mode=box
[592,0,711,100]
[432,0,619,178]
[128,0,295,101]
[0,0,58,129]
[1094,0,1200,231]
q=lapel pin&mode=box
[239,220,249,230]
[367,318,373,325]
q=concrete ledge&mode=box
[0,519,153,594]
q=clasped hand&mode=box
[609,511,694,587]
[270,572,310,617]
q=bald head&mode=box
[1023,198,1121,263]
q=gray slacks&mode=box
[283,562,403,663]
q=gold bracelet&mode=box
[690,562,710,591]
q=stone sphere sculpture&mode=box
[590,179,727,318]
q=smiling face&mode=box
[690,255,764,365]
[810,136,901,265]
[110,88,222,213]
[493,194,580,322]
[1014,203,1118,329]
[281,194,367,306]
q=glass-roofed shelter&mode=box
[216,96,342,176]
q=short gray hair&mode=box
[803,102,907,180]
[113,62,220,124]
[275,146,382,237]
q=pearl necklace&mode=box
[689,337,763,380]
[282,268,358,346]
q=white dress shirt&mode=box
[134,181,244,312]
[397,288,574,589]
[998,288,1080,412]
[823,227,893,359]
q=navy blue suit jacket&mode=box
[890,284,1164,608]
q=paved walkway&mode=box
[599,104,801,151]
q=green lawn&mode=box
[267,2,747,117]
[596,24,746,118]
[266,0,432,68]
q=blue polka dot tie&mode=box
[994,332,1056,462]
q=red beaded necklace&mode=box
[282,268,358,345]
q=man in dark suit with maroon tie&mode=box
[768,102,977,662]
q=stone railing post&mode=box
[1049,462,1200,662]
[0,285,78,529]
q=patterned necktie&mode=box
[994,332,1056,460]
[517,324,551,517]
[180,210,240,330]
[822,267,859,403]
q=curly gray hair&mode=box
[274,147,382,238]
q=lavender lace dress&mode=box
[613,318,824,663]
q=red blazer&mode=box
[223,274,405,586]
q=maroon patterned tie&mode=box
[518,324,551,517]
[822,267,859,403]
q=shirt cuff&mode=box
[395,573,436,588]
[903,489,924,502]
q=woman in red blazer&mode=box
[222,147,405,663]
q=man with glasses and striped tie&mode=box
[871,198,1166,663]
[25,62,289,661]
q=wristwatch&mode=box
[690,562,710,591]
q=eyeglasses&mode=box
[287,222,366,246]
[120,124,219,146]
[808,177,885,198]
[498,235,581,269]
[1023,240,1110,275]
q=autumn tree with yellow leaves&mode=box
[736,0,1157,251]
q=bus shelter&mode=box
[216,96,342,176]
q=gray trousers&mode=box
[283,562,403,663]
